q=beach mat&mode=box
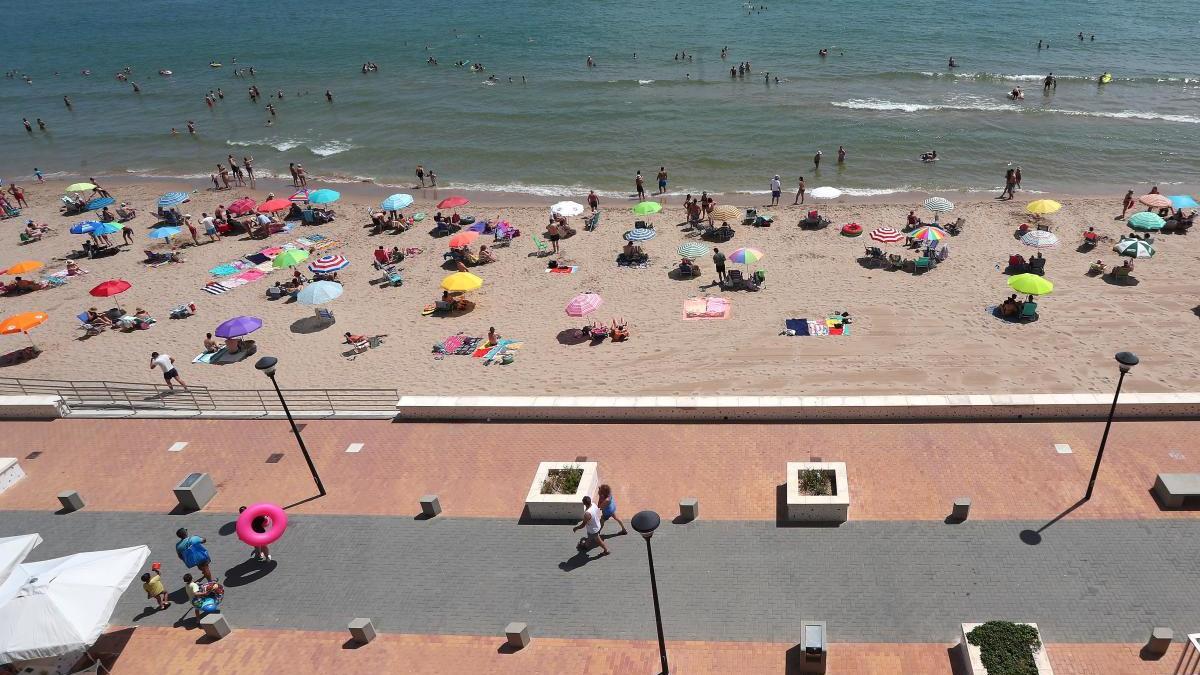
[785,318,810,336]
[683,297,731,320]
[547,266,578,274]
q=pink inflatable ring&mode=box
[236,503,288,547]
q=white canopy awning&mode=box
[0,534,42,585]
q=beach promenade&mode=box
[2,417,1198,673]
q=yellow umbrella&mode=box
[1007,274,1053,296]
[711,204,742,222]
[2,261,44,275]
[66,182,96,192]
[0,311,49,349]
[441,272,483,292]
[1026,199,1062,215]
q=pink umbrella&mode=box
[869,226,903,243]
[565,292,603,318]
[1138,193,1172,209]
[227,197,257,215]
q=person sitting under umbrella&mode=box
[86,306,113,327]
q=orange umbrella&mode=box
[2,261,43,275]
[0,311,48,348]
[448,231,479,248]
[258,198,292,213]
[438,196,470,209]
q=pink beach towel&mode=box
[235,269,266,281]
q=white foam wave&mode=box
[308,141,353,157]
[225,138,303,152]
[638,79,654,85]
[833,98,1200,124]
[448,182,627,199]
[734,186,916,197]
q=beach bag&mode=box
[181,540,211,568]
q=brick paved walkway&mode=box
[2,418,1198,520]
[91,627,1190,675]
[5,510,1198,645]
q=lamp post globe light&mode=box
[1084,351,1139,501]
[255,356,327,497]
[631,510,669,675]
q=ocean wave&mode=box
[226,138,303,152]
[447,182,627,199]
[733,186,917,197]
[225,138,356,154]
[914,71,1193,84]
[638,79,654,85]
[309,141,353,157]
[832,98,1200,123]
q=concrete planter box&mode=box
[786,462,849,522]
[960,622,1054,675]
[524,462,599,521]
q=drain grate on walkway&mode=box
[266,453,284,464]
[25,451,41,460]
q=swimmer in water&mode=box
[1009,87,1024,99]
[325,89,333,102]
[920,150,938,162]
[818,48,828,57]
[948,57,957,68]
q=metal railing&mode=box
[0,377,398,415]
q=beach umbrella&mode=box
[869,226,904,243]
[1025,199,1062,215]
[89,279,131,312]
[711,204,741,222]
[551,201,584,217]
[909,225,947,242]
[2,261,43,275]
[924,197,954,213]
[441,271,483,292]
[215,315,262,338]
[0,312,48,349]
[1020,230,1059,248]
[624,228,656,241]
[148,226,180,241]
[565,292,603,318]
[307,254,349,273]
[90,222,122,236]
[288,189,312,203]
[1127,212,1165,231]
[631,201,662,216]
[0,545,149,663]
[728,247,764,265]
[381,193,413,211]
[227,197,256,215]
[0,534,42,585]
[448,231,480,248]
[157,191,188,208]
[677,242,710,259]
[70,221,103,235]
[1115,239,1155,259]
[811,187,842,200]
[66,182,96,192]
[308,189,340,204]
[1007,273,1054,296]
[1138,193,1172,209]
[85,197,114,210]
[296,280,344,305]
[258,198,292,213]
[438,196,470,209]
[1169,195,1198,209]
[272,249,310,269]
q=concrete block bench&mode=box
[1153,473,1200,509]
[0,395,69,419]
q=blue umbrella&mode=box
[1169,195,1198,209]
[70,221,102,235]
[158,191,188,208]
[91,222,123,236]
[624,228,657,241]
[149,226,181,240]
[308,189,340,204]
[381,193,413,211]
[214,315,262,338]
[296,281,344,305]
[85,197,114,210]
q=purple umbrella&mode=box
[214,316,262,338]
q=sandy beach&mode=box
[2,177,1197,397]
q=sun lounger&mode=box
[76,312,105,337]
[584,211,601,231]
[532,234,549,255]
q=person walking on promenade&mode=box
[175,527,215,582]
[142,569,170,610]
[151,352,187,389]
[793,176,806,205]
[573,495,609,555]
[596,484,627,535]
[238,505,274,561]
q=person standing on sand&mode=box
[185,214,200,246]
[1014,166,1022,191]
[635,171,646,200]
[713,247,727,283]
[656,166,668,195]
[793,176,806,205]
[587,190,599,213]
[1001,169,1016,200]
[428,169,437,187]
[289,163,299,187]
[1118,190,1135,220]
[243,156,255,187]
[770,175,781,206]
[416,165,425,187]
[813,150,822,171]
[296,164,308,187]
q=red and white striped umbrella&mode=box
[308,254,349,273]
[565,292,603,318]
[869,226,903,243]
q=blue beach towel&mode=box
[784,318,810,336]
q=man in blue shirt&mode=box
[175,528,215,582]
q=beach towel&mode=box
[245,252,270,265]
[193,349,223,364]
[404,247,424,256]
[202,282,228,295]
[235,269,266,282]
[210,264,238,276]
[481,339,516,363]
[683,297,732,320]
[261,246,283,257]
[784,318,810,336]
[437,334,465,355]
[457,337,483,355]
[255,262,274,273]
[547,266,578,274]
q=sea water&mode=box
[2,0,1198,196]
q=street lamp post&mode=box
[1084,351,1139,501]
[631,510,669,675]
[255,356,326,497]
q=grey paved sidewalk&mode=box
[4,511,1198,644]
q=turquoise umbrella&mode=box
[149,226,181,240]
[308,189,340,204]
[1169,195,1198,209]
[381,194,413,211]
[1128,212,1165,231]
[90,222,122,236]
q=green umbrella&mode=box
[1007,273,1054,296]
[1115,239,1155,259]
[632,201,662,216]
[677,242,710,259]
[1127,211,1165,231]
[272,249,310,269]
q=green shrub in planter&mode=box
[967,621,1040,675]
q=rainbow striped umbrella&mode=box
[565,292,603,317]
[308,254,349,273]
[909,225,947,242]
[728,247,764,265]
[869,226,903,243]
